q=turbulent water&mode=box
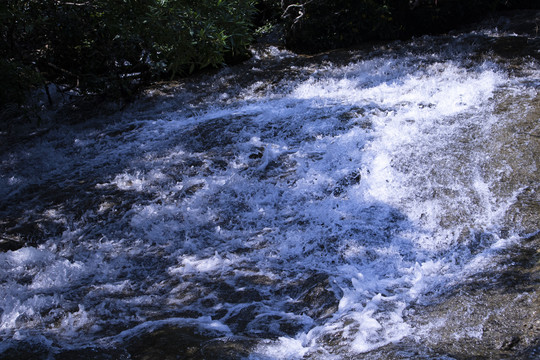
[1,11,539,360]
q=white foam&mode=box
[251,337,309,360]
[0,29,537,357]
[169,252,235,274]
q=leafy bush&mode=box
[0,0,256,105]
[3,0,537,107]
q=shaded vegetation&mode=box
[1,0,255,106]
[1,0,538,110]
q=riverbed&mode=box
[1,10,539,360]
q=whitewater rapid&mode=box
[1,20,539,359]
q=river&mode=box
[1,10,539,360]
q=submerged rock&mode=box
[124,325,213,359]
[407,238,540,359]
[0,237,24,252]
[0,342,50,360]
[282,273,343,323]
[1,9,539,360]
[121,325,256,360]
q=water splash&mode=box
[0,21,539,359]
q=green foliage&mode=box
[148,0,255,78]
[0,0,256,105]
[3,0,536,107]
[0,59,41,106]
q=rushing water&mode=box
[1,11,539,360]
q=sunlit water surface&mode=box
[1,19,539,359]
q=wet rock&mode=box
[224,304,306,337]
[0,341,51,360]
[491,36,531,59]
[55,347,129,360]
[216,282,264,304]
[184,118,245,153]
[212,159,229,171]
[278,318,307,336]
[2,222,44,247]
[183,183,205,197]
[408,238,540,359]
[200,337,257,359]
[248,147,265,159]
[251,313,307,337]
[360,341,460,360]
[498,335,521,351]
[121,325,254,360]
[124,325,213,360]
[224,304,261,333]
[491,87,540,234]
[509,185,540,235]
[282,273,342,322]
[0,237,24,252]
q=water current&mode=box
[1,10,539,360]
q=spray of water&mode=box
[1,25,539,358]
